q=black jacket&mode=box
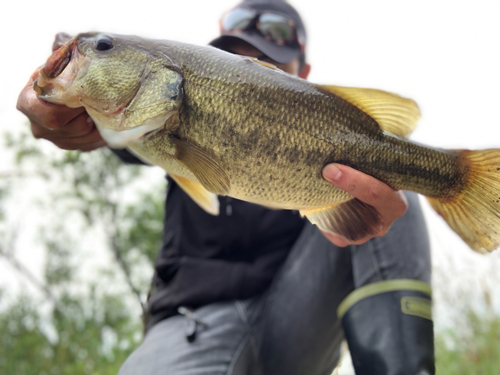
[112,149,305,328]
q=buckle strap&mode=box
[337,279,432,320]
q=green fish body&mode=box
[34,32,500,253]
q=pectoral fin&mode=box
[300,199,382,241]
[170,135,230,196]
[321,85,420,138]
[170,174,220,215]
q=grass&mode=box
[435,310,500,374]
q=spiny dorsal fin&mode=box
[250,57,279,70]
[321,85,421,138]
[170,174,220,215]
[170,135,231,196]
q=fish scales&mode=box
[163,43,462,205]
[33,32,500,252]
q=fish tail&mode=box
[427,149,500,253]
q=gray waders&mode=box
[338,279,435,375]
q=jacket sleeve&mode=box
[110,148,148,165]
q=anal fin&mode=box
[300,199,382,241]
[170,174,220,216]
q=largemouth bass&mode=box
[33,32,500,253]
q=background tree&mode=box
[0,125,164,375]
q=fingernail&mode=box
[86,116,94,126]
[323,164,342,182]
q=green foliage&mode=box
[4,131,43,164]
[0,292,141,375]
[117,192,164,264]
[436,310,500,375]
[43,229,74,286]
[0,127,165,374]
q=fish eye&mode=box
[94,36,114,51]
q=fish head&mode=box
[34,32,183,147]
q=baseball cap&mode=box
[210,0,307,64]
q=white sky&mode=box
[1,0,500,327]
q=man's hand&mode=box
[322,163,408,247]
[16,71,107,152]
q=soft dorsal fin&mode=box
[170,135,231,196]
[321,85,421,138]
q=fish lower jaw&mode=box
[33,63,83,104]
[33,79,76,106]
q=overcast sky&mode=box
[1,0,500,322]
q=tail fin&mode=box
[427,149,500,253]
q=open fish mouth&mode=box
[51,32,73,53]
[33,36,77,95]
[31,32,176,148]
[32,35,89,107]
[42,35,77,79]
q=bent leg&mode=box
[118,301,256,375]
[343,192,435,375]
[248,223,354,375]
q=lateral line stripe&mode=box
[337,279,432,319]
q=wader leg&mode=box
[338,280,435,375]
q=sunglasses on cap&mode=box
[220,7,305,51]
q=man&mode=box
[17,1,434,374]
